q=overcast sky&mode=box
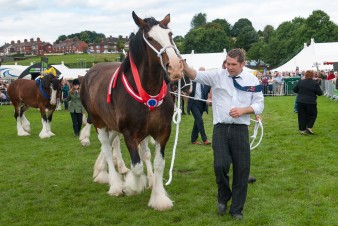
[1,0,338,46]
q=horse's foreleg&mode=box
[123,135,147,196]
[79,116,91,146]
[46,111,55,137]
[139,137,154,189]
[148,142,173,211]
[111,135,129,174]
[97,128,123,196]
[39,109,50,139]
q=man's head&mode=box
[226,48,246,76]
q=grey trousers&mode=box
[212,123,250,215]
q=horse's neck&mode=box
[137,60,164,95]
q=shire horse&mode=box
[79,12,183,210]
[7,72,62,138]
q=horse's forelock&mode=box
[51,77,61,90]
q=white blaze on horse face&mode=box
[50,85,57,105]
[148,25,183,79]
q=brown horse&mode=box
[79,11,183,211]
[7,73,63,138]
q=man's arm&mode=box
[182,60,197,80]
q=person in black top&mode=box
[293,70,323,135]
[188,67,211,145]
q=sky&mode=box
[1,0,338,46]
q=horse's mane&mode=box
[41,74,59,90]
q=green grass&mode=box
[0,96,337,225]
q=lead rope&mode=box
[250,118,263,150]
[165,79,182,186]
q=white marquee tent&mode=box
[272,39,338,72]
[181,49,255,73]
[0,62,88,80]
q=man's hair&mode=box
[227,48,246,63]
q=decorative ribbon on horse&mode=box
[107,53,168,111]
[232,76,263,93]
[35,77,50,99]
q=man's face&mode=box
[226,56,245,76]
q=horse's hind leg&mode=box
[79,115,92,146]
[93,150,109,184]
[15,104,30,136]
[139,137,154,189]
[148,142,173,211]
[111,135,129,174]
[97,128,123,196]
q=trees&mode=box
[182,23,232,54]
[190,13,207,29]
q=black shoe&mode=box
[248,176,256,183]
[231,213,243,220]
[217,203,227,215]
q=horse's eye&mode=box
[147,36,154,41]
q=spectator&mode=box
[293,70,323,135]
[327,70,335,80]
[67,79,85,136]
[61,80,70,110]
[0,91,6,100]
[188,67,211,145]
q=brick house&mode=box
[52,38,88,54]
[88,35,129,53]
[0,38,52,55]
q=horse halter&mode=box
[142,33,180,75]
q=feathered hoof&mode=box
[80,138,91,147]
[18,131,30,136]
[93,171,109,184]
[122,172,147,196]
[107,184,124,197]
[148,195,173,211]
[39,132,50,139]
[48,132,55,136]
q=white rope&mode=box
[250,118,263,150]
[171,90,263,150]
[166,79,181,186]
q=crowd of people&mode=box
[0,80,10,104]
[255,68,338,96]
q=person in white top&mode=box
[182,48,264,220]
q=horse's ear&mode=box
[132,11,147,28]
[160,14,170,27]
[59,77,63,81]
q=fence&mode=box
[323,80,338,101]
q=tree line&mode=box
[175,10,338,68]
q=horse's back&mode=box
[7,79,37,104]
[81,62,121,127]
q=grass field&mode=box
[0,96,337,225]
